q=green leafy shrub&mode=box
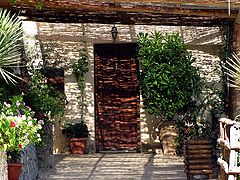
[0,9,23,84]
[62,121,89,139]
[24,71,66,121]
[72,49,89,120]
[137,32,202,120]
[72,48,89,92]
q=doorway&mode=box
[94,43,140,152]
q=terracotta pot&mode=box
[158,121,178,154]
[8,162,23,180]
[70,138,87,154]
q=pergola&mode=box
[1,1,240,112]
[0,0,239,26]
[1,1,240,178]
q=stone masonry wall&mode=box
[0,151,7,180]
[35,23,223,153]
[20,145,39,180]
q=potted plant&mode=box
[137,32,202,154]
[0,95,43,180]
[62,121,89,154]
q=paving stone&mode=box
[39,153,187,180]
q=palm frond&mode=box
[223,52,240,90]
[0,8,23,84]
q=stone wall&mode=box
[0,151,7,180]
[20,145,39,180]
[34,22,224,153]
[0,146,39,180]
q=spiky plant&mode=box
[224,53,240,90]
[0,9,23,84]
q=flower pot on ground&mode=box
[158,121,178,154]
[7,162,23,180]
[62,121,89,154]
[0,96,43,179]
[70,138,87,155]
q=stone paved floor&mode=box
[39,153,187,180]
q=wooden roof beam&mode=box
[21,10,232,26]
[0,0,238,19]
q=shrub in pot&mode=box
[137,32,202,154]
[63,121,89,154]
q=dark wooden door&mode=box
[94,43,140,152]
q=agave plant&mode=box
[0,9,23,84]
[224,53,240,90]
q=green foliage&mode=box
[0,95,43,162]
[224,53,240,90]
[72,49,89,121]
[72,49,89,92]
[0,9,23,84]
[9,0,43,10]
[63,121,89,138]
[24,71,66,121]
[137,32,202,120]
[175,79,224,155]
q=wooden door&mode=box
[94,43,140,152]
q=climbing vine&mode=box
[72,49,89,120]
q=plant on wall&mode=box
[72,48,89,120]
[24,70,66,122]
[137,32,202,120]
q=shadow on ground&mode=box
[39,153,187,180]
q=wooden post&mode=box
[230,12,240,119]
[218,118,240,180]
[229,125,236,180]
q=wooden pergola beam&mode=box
[20,10,233,26]
[0,0,238,19]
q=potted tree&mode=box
[63,121,89,154]
[137,32,202,154]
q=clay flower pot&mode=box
[70,138,87,154]
[8,162,23,180]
